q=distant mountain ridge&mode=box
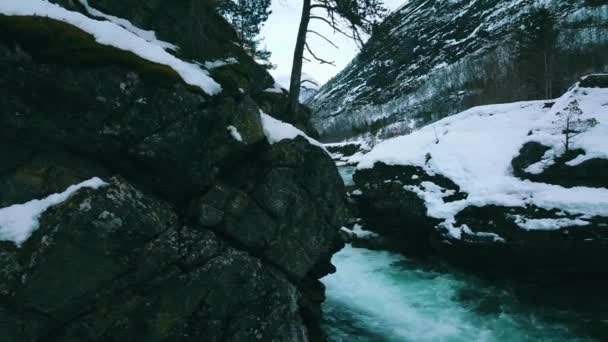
[308,0,608,141]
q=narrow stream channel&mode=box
[321,166,598,341]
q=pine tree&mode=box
[217,0,274,69]
[554,100,598,152]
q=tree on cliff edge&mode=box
[287,0,387,114]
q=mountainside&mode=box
[0,0,345,341]
[309,0,608,141]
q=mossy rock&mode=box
[0,15,195,90]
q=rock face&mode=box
[0,2,346,341]
[309,0,608,140]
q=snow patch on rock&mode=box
[78,0,177,51]
[260,112,326,152]
[227,125,243,142]
[0,0,221,95]
[0,177,107,246]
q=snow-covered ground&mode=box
[0,0,221,95]
[353,78,608,239]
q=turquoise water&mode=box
[338,166,356,186]
[321,245,596,342]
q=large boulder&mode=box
[0,178,308,342]
[0,3,346,341]
[188,137,347,280]
[0,16,265,202]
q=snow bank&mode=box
[354,79,608,238]
[260,112,327,152]
[0,177,107,246]
[0,0,221,95]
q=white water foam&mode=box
[322,245,592,342]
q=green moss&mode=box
[0,15,183,85]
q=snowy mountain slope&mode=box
[309,0,608,140]
[351,75,608,269]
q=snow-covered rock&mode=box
[352,76,608,272]
[0,0,222,95]
[0,177,107,246]
[261,112,326,152]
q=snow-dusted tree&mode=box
[217,0,273,68]
[554,100,598,152]
[287,0,387,114]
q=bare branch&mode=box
[305,42,335,65]
[301,79,319,86]
[310,16,357,40]
[307,30,339,49]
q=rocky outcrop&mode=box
[353,163,465,254]
[353,162,608,274]
[1,177,309,341]
[0,2,346,341]
[512,142,608,189]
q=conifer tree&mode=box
[554,100,598,152]
[217,0,274,68]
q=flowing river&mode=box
[321,166,600,341]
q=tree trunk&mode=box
[287,0,311,115]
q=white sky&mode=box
[261,0,405,87]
